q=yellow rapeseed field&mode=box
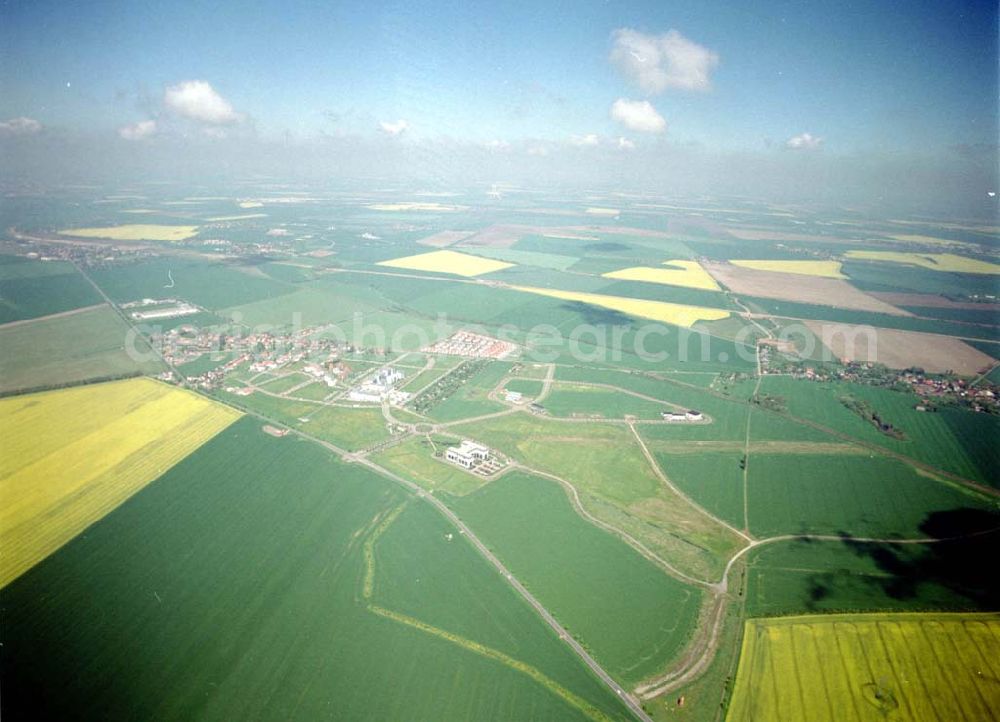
[727,612,1000,722]
[58,224,200,241]
[602,260,721,290]
[377,249,514,277]
[511,285,729,327]
[845,250,1000,274]
[0,378,240,587]
[729,259,847,278]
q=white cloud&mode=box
[201,126,229,139]
[610,98,667,133]
[569,133,600,147]
[527,145,549,157]
[610,28,719,93]
[0,117,42,136]
[378,119,409,136]
[118,119,157,141]
[786,132,823,150]
[617,136,635,150]
[164,80,240,124]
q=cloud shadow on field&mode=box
[559,301,634,327]
[803,508,1000,611]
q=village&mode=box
[753,346,1000,414]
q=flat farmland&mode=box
[377,249,514,277]
[805,320,995,375]
[0,259,103,323]
[703,261,910,315]
[217,389,391,451]
[745,536,999,617]
[221,284,383,327]
[653,451,746,530]
[746,453,996,538]
[58,223,200,241]
[844,250,1000,274]
[542,382,673,419]
[454,412,744,579]
[601,261,721,291]
[555,367,755,440]
[727,613,1000,722]
[0,304,164,393]
[0,378,240,587]
[1,419,630,720]
[451,472,703,685]
[88,257,295,310]
[729,259,846,278]
[759,376,1000,486]
[504,378,545,398]
[510,285,731,327]
[373,502,633,720]
[424,360,511,422]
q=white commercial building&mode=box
[445,440,491,469]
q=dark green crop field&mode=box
[746,452,997,538]
[452,472,703,686]
[0,258,102,323]
[88,257,296,310]
[759,376,1000,486]
[1,419,630,721]
[744,531,1000,616]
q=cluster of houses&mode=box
[422,330,518,359]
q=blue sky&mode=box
[1,0,996,153]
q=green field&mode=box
[0,304,164,392]
[371,502,634,721]
[222,283,384,327]
[453,412,744,579]
[215,390,391,451]
[452,472,703,685]
[257,372,311,394]
[0,258,103,323]
[504,378,545,397]
[655,451,746,530]
[759,376,1000,486]
[746,453,996,538]
[1,419,629,720]
[425,360,511,422]
[745,533,1000,617]
[542,382,672,419]
[89,257,295,310]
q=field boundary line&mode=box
[360,496,618,722]
[0,302,107,329]
[628,422,753,544]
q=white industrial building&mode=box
[661,409,704,422]
[445,440,491,469]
